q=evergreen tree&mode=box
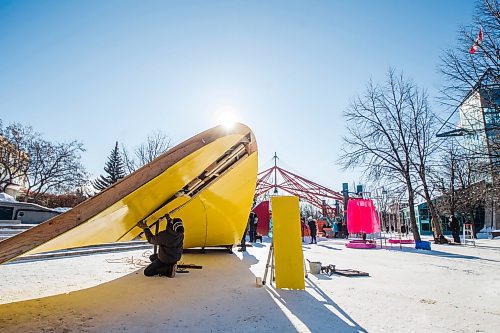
[93,141,126,191]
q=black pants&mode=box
[310,230,317,244]
[249,223,257,242]
[240,225,249,250]
[144,259,175,277]
[452,230,461,243]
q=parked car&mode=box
[0,201,60,224]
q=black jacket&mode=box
[144,227,184,264]
[450,217,460,232]
[308,220,317,231]
[249,212,257,225]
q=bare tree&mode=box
[339,69,422,241]
[24,139,88,202]
[407,88,444,237]
[436,140,493,232]
[440,0,499,108]
[0,122,33,193]
[121,145,137,174]
[122,130,172,173]
[1,120,90,202]
[437,143,460,218]
[300,202,320,219]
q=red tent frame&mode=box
[255,156,344,217]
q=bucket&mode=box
[308,261,322,274]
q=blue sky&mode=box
[0,0,475,193]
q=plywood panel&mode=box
[271,196,305,290]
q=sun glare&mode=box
[216,109,239,130]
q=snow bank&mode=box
[0,192,16,202]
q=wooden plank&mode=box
[332,269,369,277]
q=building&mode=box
[460,69,499,230]
[438,68,499,231]
[459,69,499,174]
[401,201,485,236]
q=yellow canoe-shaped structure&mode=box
[0,123,258,264]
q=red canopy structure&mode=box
[347,199,380,234]
[255,153,344,218]
[253,200,270,236]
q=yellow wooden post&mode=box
[271,196,305,290]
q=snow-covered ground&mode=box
[0,236,499,332]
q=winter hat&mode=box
[172,218,184,233]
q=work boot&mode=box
[169,263,177,278]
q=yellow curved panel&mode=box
[172,152,258,247]
[203,153,258,246]
[0,124,258,264]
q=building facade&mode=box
[459,69,499,230]
[401,201,488,237]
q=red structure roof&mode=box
[255,154,344,217]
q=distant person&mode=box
[248,211,258,242]
[333,220,339,238]
[308,217,317,244]
[401,224,406,234]
[239,211,258,251]
[301,218,307,242]
[391,225,395,233]
[438,234,449,244]
[449,215,461,243]
[342,221,348,239]
[137,214,184,278]
[385,225,389,234]
[239,222,249,252]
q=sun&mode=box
[215,109,239,130]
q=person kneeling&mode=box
[137,214,184,278]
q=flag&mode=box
[469,27,484,54]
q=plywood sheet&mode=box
[271,196,305,290]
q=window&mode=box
[419,206,429,220]
[0,206,14,220]
[421,222,430,231]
